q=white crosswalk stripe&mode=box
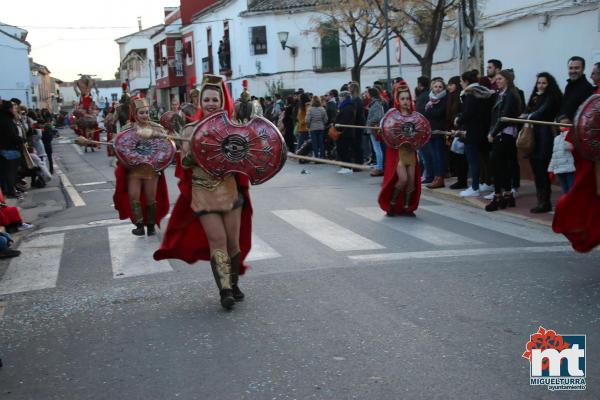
[420,205,566,243]
[247,234,281,262]
[272,209,384,251]
[348,207,483,246]
[0,234,65,295]
[0,206,574,296]
[108,225,173,279]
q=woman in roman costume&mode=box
[154,75,253,310]
[113,97,170,236]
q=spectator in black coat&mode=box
[282,96,296,152]
[557,56,595,122]
[524,72,563,214]
[0,101,23,198]
[455,70,494,197]
[423,78,448,189]
[349,82,365,165]
[486,69,523,212]
[416,83,434,184]
[335,91,355,173]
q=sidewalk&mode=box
[3,131,70,243]
[422,177,557,227]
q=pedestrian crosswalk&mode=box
[0,204,573,296]
[0,233,64,295]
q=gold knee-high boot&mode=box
[230,252,245,301]
[130,200,145,236]
[210,250,235,309]
[146,202,156,236]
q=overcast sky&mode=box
[2,0,179,82]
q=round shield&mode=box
[379,109,431,150]
[159,111,185,133]
[75,113,97,130]
[573,94,600,161]
[113,126,176,172]
[190,111,287,185]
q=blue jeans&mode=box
[464,143,480,190]
[419,141,434,180]
[430,136,446,177]
[309,130,325,158]
[296,132,309,150]
[369,133,384,170]
[557,172,575,193]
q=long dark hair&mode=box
[526,72,562,112]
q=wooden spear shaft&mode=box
[287,153,372,171]
[500,117,573,128]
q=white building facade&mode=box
[186,0,461,99]
[115,25,163,95]
[0,23,32,106]
[481,0,600,93]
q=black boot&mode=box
[146,202,156,236]
[210,250,235,310]
[485,194,507,212]
[503,192,516,208]
[230,252,245,301]
[386,187,403,217]
[130,200,145,236]
[531,191,552,213]
[402,190,415,217]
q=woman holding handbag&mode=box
[523,72,562,213]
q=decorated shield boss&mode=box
[113,126,176,172]
[380,109,431,150]
[191,111,287,185]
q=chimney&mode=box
[137,16,142,31]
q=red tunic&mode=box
[552,88,600,252]
[377,147,421,214]
[113,163,170,225]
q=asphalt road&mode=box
[0,131,599,400]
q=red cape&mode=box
[153,168,253,274]
[113,163,170,225]
[154,80,253,273]
[0,190,22,226]
[378,147,421,214]
[552,132,600,253]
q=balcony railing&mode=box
[175,61,184,77]
[312,46,346,72]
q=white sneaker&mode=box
[484,192,495,200]
[460,187,480,197]
[479,184,494,192]
[512,188,519,198]
[18,222,34,231]
[341,168,353,175]
[336,168,347,174]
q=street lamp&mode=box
[277,31,297,57]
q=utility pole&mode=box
[384,0,392,93]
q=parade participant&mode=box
[154,75,253,310]
[552,86,600,252]
[113,97,170,236]
[378,82,423,217]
